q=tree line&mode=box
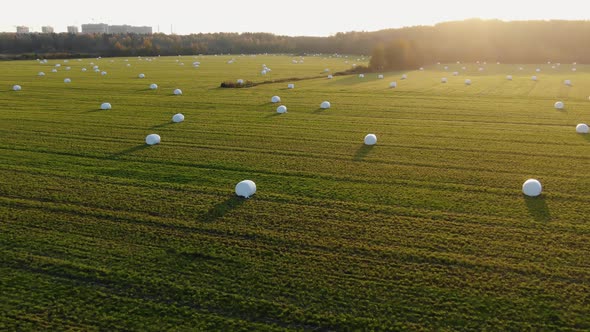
[1,19,589,69]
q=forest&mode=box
[1,19,590,69]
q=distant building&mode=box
[81,23,152,34]
[42,26,54,33]
[81,23,108,34]
[67,26,79,34]
[16,26,29,34]
[108,25,152,34]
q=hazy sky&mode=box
[1,0,588,36]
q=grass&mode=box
[0,55,589,330]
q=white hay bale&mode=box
[173,88,182,95]
[324,68,330,72]
[452,71,459,76]
[138,73,145,79]
[93,65,99,70]
[12,84,21,91]
[320,101,331,109]
[235,180,256,198]
[364,134,377,146]
[64,78,71,83]
[401,74,407,80]
[261,70,267,75]
[145,134,161,145]
[38,72,45,76]
[536,68,541,72]
[441,77,447,83]
[277,105,287,114]
[506,75,513,80]
[327,75,333,79]
[237,79,244,85]
[522,179,542,197]
[81,68,87,72]
[564,79,572,86]
[389,82,397,88]
[126,63,131,67]
[100,102,111,110]
[271,96,281,103]
[101,71,107,76]
[150,83,158,90]
[359,74,365,78]
[55,64,61,67]
[52,69,58,73]
[576,123,589,134]
[172,113,185,123]
[554,101,564,110]
[572,68,577,72]
[378,74,384,79]
[65,67,71,71]
[444,66,448,70]
[531,75,538,81]
[287,83,295,89]
[465,79,472,85]
[419,67,424,71]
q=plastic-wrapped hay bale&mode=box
[401,74,407,80]
[173,88,182,95]
[522,179,542,197]
[138,73,145,79]
[64,78,71,83]
[441,77,447,83]
[465,79,471,85]
[320,101,331,109]
[276,105,287,114]
[271,96,281,103]
[13,84,22,91]
[564,79,572,86]
[100,102,111,110]
[390,82,397,88]
[531,76,538,81]
[172,113,185,123]
[287,84,295,89]
[150,83,158,90]
[38,72,45,76]
[576,124,589,134]
[506,75,512,80]
[364,134,377,145]
[554,101,564,110]
[237,79,244,85]
[378,74,384,79]
[145,134,161,145]
[235,180,256,198]
[359,74,365,78]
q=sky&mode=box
[0,0,588,36]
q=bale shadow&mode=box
[524,196,551,222]
[199,195,247,222]
[266,112,283,117]
[313,108,326,114]
[354,144,374,161]
[109,144,149,159]
[86,108,106,113]
[151,122,173,129]
[581,134,590,142]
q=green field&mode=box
[1,55,589,330]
